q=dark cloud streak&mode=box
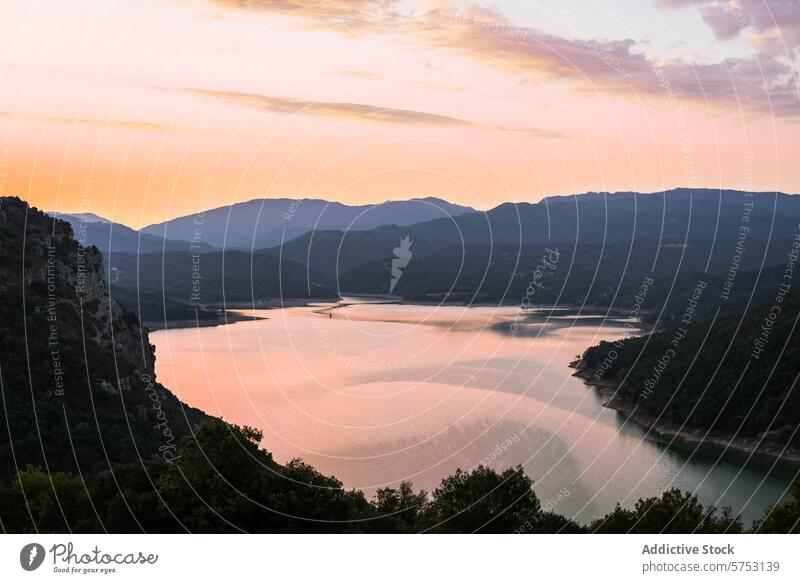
[177,87,561,136]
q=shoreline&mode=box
[145,310,266,331]
[149,298,647,332]
[208,298,340,310]
[571,361,800,464]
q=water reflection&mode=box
[152,304,798,524]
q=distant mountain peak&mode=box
[47,211,112,223]
[140,196,476,250]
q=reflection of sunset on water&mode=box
[153,305,795,524]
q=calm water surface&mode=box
[151,304,798,524]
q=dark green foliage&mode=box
[0,466,100,533]
[155,421,371,533]
[754,480,800,533]
[580,290,800,445]
[3,420,799,533]
[589,489,743,533]
[0,197,208,483]
[109,249,334,306]
[110,285,220,326]
[424,465,541,533]
[370,482,429,533]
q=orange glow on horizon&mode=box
[0,0,797,228]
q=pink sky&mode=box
[0,0,797,227]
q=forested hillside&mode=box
[579,287,800,448]
[0,197,209,480]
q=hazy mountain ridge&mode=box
[52,188,800,314]
[49,211,218,254]
[270,188,800,297]
[140,196,476,250]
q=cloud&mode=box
[337,69,383,80]
[412,5,799,118]
[178,87,561,136]
[653,0,800,117]
[0,112,188,133]
[48,117,185,132]
[206,0,401,31]
[204,0,799,119]
[657,0,800,52]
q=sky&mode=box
[0,0,798,228]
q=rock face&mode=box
[0,196,207,479]
[13,203,156,376]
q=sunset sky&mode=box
[1,0,798,228]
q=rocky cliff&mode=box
[0,196,208,479]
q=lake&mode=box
[151,303,798,525]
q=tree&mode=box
[156,420,370,532]
[753,480,800,533]
[0,466,99,533]
[589,489,743,533]
[425,465,541,533]
[371,481,428,532]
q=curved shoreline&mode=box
[571,361,800,464]
[144,310,266,331]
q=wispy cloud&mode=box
[48,116,186,132]
[337,69,383,80]
[177,87,561,136]
[206,0,400,31]
[412,5,799,119]
[206,0,799,119]
[1,111,189,133]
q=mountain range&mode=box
[47,188,800,320]
[262,188,800,297]
[139,196,475,250]
[49,211,217,254]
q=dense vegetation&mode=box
[0,197,208,481]
[580,286,800,446]
[4,419,797,534]
[338,239,792,308]
[110,285,221,327]
[108,249,334,306]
